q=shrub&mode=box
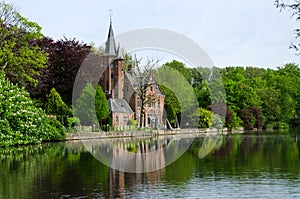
[127,119,138,126]
[0,70,65,147]
[198,108,212,128]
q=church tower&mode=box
[99,16,164,128]
[102,17,125,99]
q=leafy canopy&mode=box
[0,2,47,87]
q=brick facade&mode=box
[98,20,164,128]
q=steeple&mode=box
[115,43,124,60]
[104,16,117,56]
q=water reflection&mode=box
[81,135,195,173]
[1,132,300,199]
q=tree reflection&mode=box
[1,132,300,199]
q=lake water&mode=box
[1,131,300,199]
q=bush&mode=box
[0,71,65,147]
[198,108,212,128]
[273,122,289,129]
[226,109,242,129]
[127,119,138,126]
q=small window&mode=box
[115,116,119,125]
[124,116,129,125]
[137,100,141,108]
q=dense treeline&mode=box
[162,60,300,130]
[221,64,300,129]
[1,1,299,147]
[220,63,300,129]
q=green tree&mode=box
[190,67,211,109]
[257,64,300,128]
[225,108,242,129]
[159,84,180,125]
[164,60,191,83]
[45,88,71,115]
[73,83,97,126]
[45,88,72,125]
[222,67,261,112]
[0,2,47,87]
[155,64,199,128]
[95,85,109,124]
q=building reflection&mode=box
[81,135,193,198]
[83,137,179,173]
[107,168,165,198]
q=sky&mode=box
[5,0,300,68]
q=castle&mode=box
[99,19,164,129]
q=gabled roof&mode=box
[104,20,117,56]
[124,72,164,97]
[108,98,134,114]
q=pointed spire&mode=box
[115,43,124,60]
[104,13,117,56]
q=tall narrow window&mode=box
[115,116,119,125]
[137,99,141,108]
[106,82,109,91]
[124,116,129,125]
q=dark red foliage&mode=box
[225,109,233,127]
[251,107,263,129]
[28,37,91,104]
[238,107,262,130]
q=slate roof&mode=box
[108,98,134,114]
[104,20,117,56]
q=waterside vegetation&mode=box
[1,2,300,147]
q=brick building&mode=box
[99,19,164,128]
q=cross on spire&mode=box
[105,9,117,56]
[109,9,113,23]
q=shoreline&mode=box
[65,128,244,141]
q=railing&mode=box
[66,125,139,133]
